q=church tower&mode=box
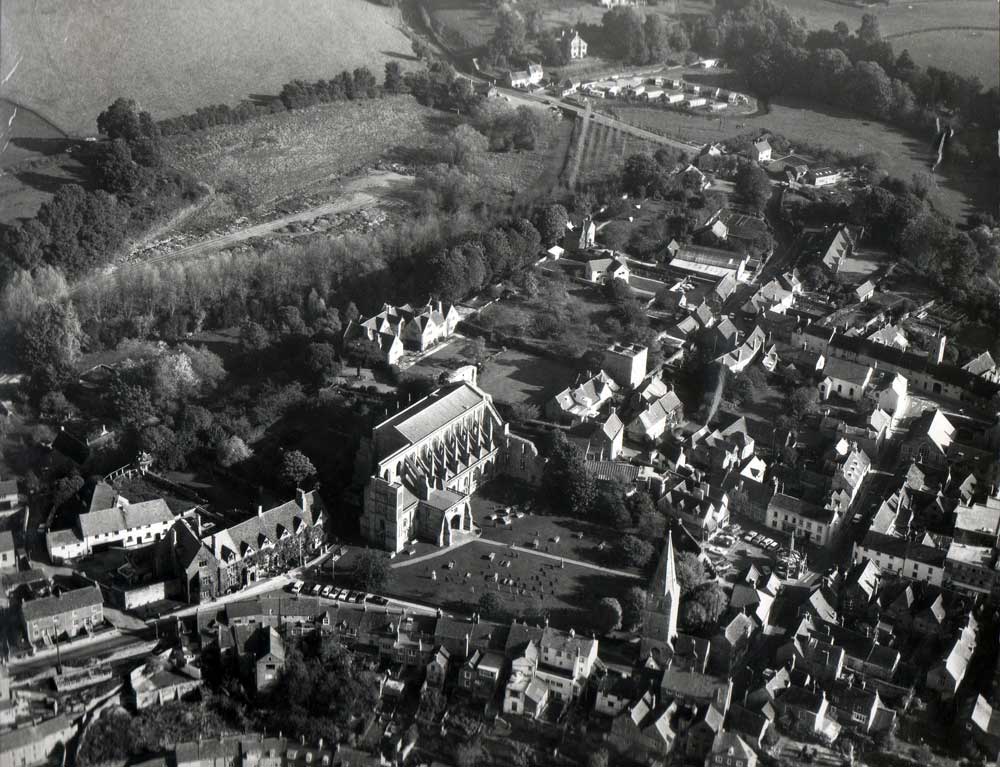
[642,531,680,647]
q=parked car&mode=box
[742,532,755,543]
[321,585,333,597]
[289,580,304,594]
[353,592,367,604]
[367,595,389,606]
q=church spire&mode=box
[652,530,678,598]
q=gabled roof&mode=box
[710,731,756,760]
[963,351,996,377]
[822,357,872,387]
[21,584,102,623]
[79,498,174,539]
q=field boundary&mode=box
[565,107,591,190]
[884,25,998,38]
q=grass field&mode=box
[164,96,445,215]
[607,99,990,221]
[774,0,998,85]
[0,0,417,136]
[384,539,634,631]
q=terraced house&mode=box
[20,584,104,644]
[161,490,325,603]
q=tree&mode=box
[601,221,632,252]
[725,371,753,405]
[542,431,594,517]
[637,509,666,541]
[217,435,252,468]
[620,534,655,568]
[437,124,488,169]
[675,551,706,595]
[594,597,623,633]
[112,381,155,426]
[489,4,527,65]
[588,749,610,767]
[240,321,270,353]
[681,599,709,629]
[533,204,569,247]
[621,586,648,629]
[355,550,390,592]
[280,449,316,489]
[95,138,142,195]
[593,481,629,527]
[478,591,506,620]
[96,97,155,144]
[384,61,404,94]
[789,385,818,420]
[690,581,727,626]
[644,14,670,63]
[17,301,82,376]
[306,342,341,385]
[735,162,772,211]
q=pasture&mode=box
[775,0,997,85]
[0,0,417,135]
[607,100,989,221]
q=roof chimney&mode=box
[257,504,263,517]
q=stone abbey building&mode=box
[357,382,543,552]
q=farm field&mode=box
[0,0,417,136]
[0,101,96,225]
[571,118,661,188]
[163,97,445,223]
[607,101,991,221]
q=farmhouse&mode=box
[751,138,772,163]
[560,29,588,59]
[358,382,542,553]
[584,256,630,284]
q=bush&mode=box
[620,535,655,568]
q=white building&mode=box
[767,493,843,547]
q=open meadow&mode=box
[0,0,417,135]
[605,100,991,221]
[775,0,998,85]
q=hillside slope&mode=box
[0,0,416,135]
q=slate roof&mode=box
[21,585,102,623]
[376,382,488,447]
[823,357,872,387]
[208,492,322,564]
[0,715,73,754]
[79,498,174,539]
[768,493,836,525]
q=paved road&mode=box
[9,632,147,676]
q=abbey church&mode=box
[356,382,544,552]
